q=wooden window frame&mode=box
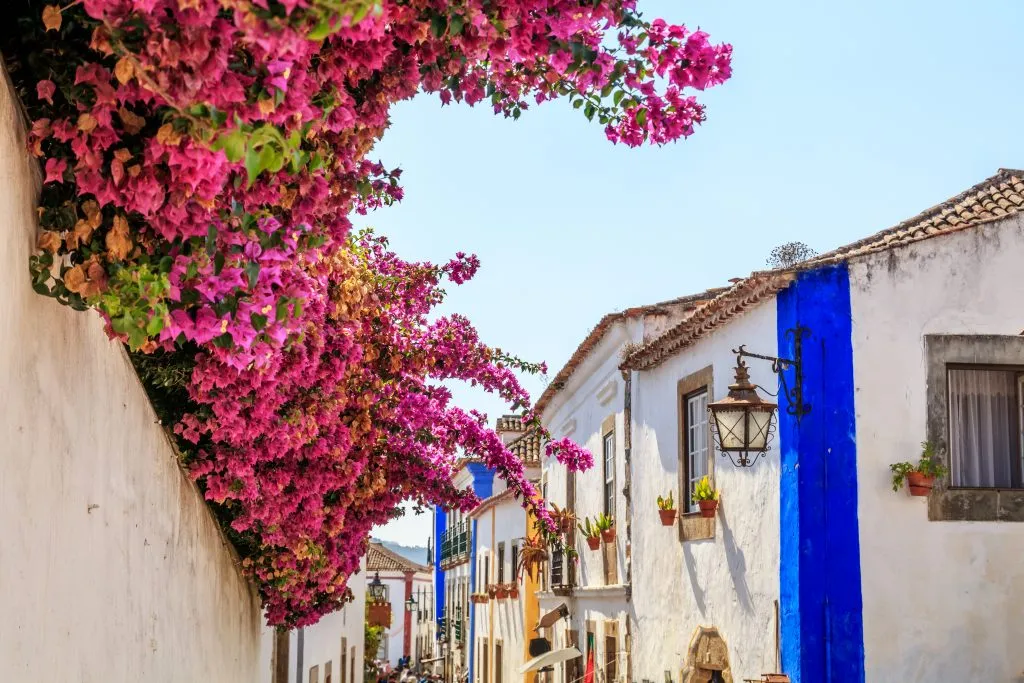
[497,542,506,584]
[602,421,616,518]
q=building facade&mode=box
[534,293,723,683]
[616,168,1024,682]
[367,542,433,668]
[469,426,542,683]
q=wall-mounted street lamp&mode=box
[708,327,811,468]
[405,595,418,612]
[368,571,386,602]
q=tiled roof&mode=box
[622,168,1024,371]
[533,287,729,418]
[496,415,525,433]
[366,542,431,574]
[507,428,541,466]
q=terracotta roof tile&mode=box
[496,415,525,433]
[622,168,1024,371]
[366,542,431,573]
[533,287,729,418]
[507,428,541,466]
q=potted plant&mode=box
[890,441,948,496]
[551,503,576,534]
[471,593,488,604]
[517,535,549,580]
[691,476,719,519]
[578,517,601,550]
[503,582,519,599]
[495,583,509,599]
[486,583,499,599]
[657,491,677,526]
[595,513,615,543]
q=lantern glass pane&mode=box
[712,407,748,451]
[747,408,774,451]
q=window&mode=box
[510,542,519,582]
[684,389,709,512]
[497,543,505,583]
[604,622,618,683]
[602,431,615,516]
[324,661,333,683]
[564,631,580,683]
[484,556,490,588]
[549,545,564,586]
[310,665,320,683]
[481,638,489,683]
[495,641,503,683]
[340,637,348,683]
[948,366,1024,488]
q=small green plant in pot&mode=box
[657,491,677,526]
[595,512,615,543]
[578,517,601,550]
[691,476,720,518]
[890,441,948,496]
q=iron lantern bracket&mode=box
[732,326,811,421]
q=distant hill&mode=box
[372,538,430,567]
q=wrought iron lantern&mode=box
[405,595,418,612]
[708,327,810,468]
[368,571,386,602]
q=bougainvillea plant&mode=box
[2,0,730,626]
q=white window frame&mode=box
[602,431,615,516]
[685,389,709,513]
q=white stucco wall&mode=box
[472,497,528,683]
[630,302,781,682]
[539,320,641,683]
[0,71,264,681]
[374,570,432,666]
[286,560,367,683]
[849,215,1024,681]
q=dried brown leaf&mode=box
[64,264,86,294]
[37,231,62,254]
[106,215,133,261]
[155,123,183,146]
[114,57,134,85]
[77,112,98,133]
[42,5,61,32]
[118,107,145,135]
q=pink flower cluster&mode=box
[21,0,730,625]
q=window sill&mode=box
[679,511,715,542]
[572,584,627,598]
[928,487,1024,522]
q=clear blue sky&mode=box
[362,0,1024,547]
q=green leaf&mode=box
[212,129,246,163]
[584,103,596,121]
[251,313,268,331]
[145,314,164,336]
[573,98,584,109]
[429,14,447,38]
[613,90,625,106]
[205,224,217,258]
[600,83,614,98]
[245,261,260,289]
[449,14,465,36]
[308,17,333,41]
[636,108,648,127]
[214,252,225,275]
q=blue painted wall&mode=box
[777,265,864,683]
[465,462,495,499]
[434,506,446,638]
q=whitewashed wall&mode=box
[630,301,780,682]
[281,559,367,683]
[472,498,528,683]
[0,70,264,681]
[849,215,1024,681]
[374,569,431,666]
[540,320,637,683]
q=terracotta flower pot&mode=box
[508,588,519,599]
[558,517,574,533]
[586,536,601,550]
[658,509,677,526]
[600,528,616,543]
[698,499,718,519]
[906,471,935,496]
[495,586,509,599]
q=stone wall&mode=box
[0,68,266,681]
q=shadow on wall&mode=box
[717,505,753,614]
[681,541,707,615]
